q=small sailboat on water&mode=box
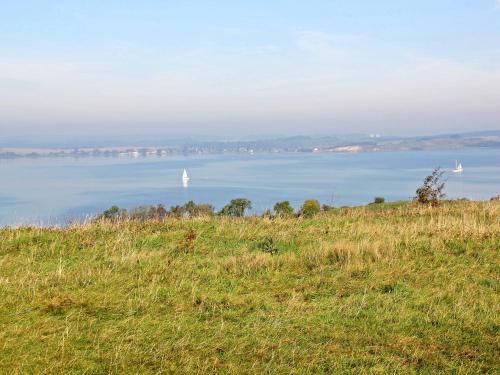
[182,169,190,186]
[453,160,464,173]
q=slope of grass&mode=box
[0,202,499,374]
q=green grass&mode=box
[1,201,499,374]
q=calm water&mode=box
[0,149,499,226]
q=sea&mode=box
[0,148,499,226]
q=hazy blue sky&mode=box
[1,0,500,139]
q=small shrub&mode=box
[257,237,278,255]
[148,204,168,219]
[100,205,128,221]
[183,201,215,217]
[274,201,294,217]
[169,205,184,218]
[322,204,333,212]
[373,197,385,204]
[299,199,321,218]
[130,205,152,221]
[415,168,446,206]
[219,198,252,217]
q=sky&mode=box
[1,0,500,141]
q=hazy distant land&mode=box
[2,130,499,159]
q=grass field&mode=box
[1,201,499,374]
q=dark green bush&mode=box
[219,198,252,217]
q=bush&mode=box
[322,204,333,212]
[100,205,128,221]
[148,204,168,219]
[373,197,385,204]
[257,237,278,255]
[129,205,152,221]
[219,198,252,217]
[182,201,214,217]
[169,205,184,218]
[415,168,446,206]
[100,204,167,222]
[273,201,295,217]
[193,203,215,217]
[299,199,321,218]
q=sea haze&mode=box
[0,148,499,226]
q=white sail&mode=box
[182,169,189,187]
[453,161,463,173]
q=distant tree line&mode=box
[98,197,337,222]
[98,168,460,222]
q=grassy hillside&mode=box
[1,202,499,374]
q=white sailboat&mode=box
[453,160,464,173]
[182,169,190,187]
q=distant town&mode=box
[1,130,499,159]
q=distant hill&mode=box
[1,129,499,158]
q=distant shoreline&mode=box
[1,132,500,160]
